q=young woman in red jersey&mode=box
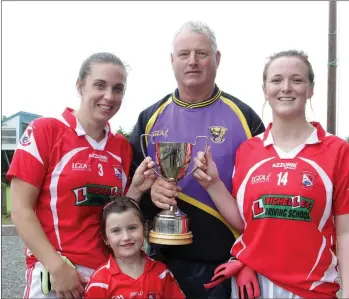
[84,197,185,299]
[193,50,349,298]
[7,53,157,299]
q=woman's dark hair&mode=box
[77,52,127,84]
[100,196,145,243]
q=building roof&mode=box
[2,111,42,124]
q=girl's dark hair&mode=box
[262,50,315,87]
[100,196,145,244]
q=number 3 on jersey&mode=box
[98,163,104,176]
[277,172,288,186]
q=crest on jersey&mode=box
[209,126,228,143]
[113,166,122,179]
[20,125,34,146]
[301,171,315,189]
[147,292,160,299]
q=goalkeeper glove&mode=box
[204,258,261,299]
[204,258,244,289]
[236,265,261,299]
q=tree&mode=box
[345,136,349,143]
[1,115,7,126]
[116,126,134,141]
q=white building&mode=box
[2,111,41,177]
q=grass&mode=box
[1,214,13,225]
[6,185,11,212]
[1,185,12,224]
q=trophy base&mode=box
[148,230,193,245]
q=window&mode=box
[1,128,16,144]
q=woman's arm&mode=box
[126,157,157,203]
[11,178,65,272]
[193,146,244,233]
[336,214,349,298]
[206,179,244,234]
[11,178,85,298]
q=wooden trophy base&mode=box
[148,230,193,245]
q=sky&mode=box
[2,1,349,138]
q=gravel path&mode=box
[1,235,26,298]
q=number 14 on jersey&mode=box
[277,172,288,186]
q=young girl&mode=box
[84,197,185,299]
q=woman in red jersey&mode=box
[7,52,157,299]
[84,197,185,299]
[193,50,349,298]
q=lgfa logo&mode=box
[72,163,91,171]
[251,173,271,184]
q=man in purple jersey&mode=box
[130,21,265,299]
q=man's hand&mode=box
[204,259,244,289]
[150,177,181,210]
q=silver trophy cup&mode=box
[141,134,208,245]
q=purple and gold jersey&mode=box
[131,86,264,262]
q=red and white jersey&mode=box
[84,252,185,299]
[231,122,349,299]
[7,108,132,269]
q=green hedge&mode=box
[6,186,11,213]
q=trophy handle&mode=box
[140,133,162,177]
[182,136,209,179]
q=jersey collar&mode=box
[62,107,110,137]
[262,121,326,147]
[172,84,221,108]
[107,251,155,276]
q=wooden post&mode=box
[327,0,337,134]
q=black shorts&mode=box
[162,258,231,299]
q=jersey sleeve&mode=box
[6,118,51,188]
[83,270,109,299]
[161,268,186,299]
[247,106,265,137]
[333,142,349,215]
[120,136,133,194]
[225,94,265,138]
